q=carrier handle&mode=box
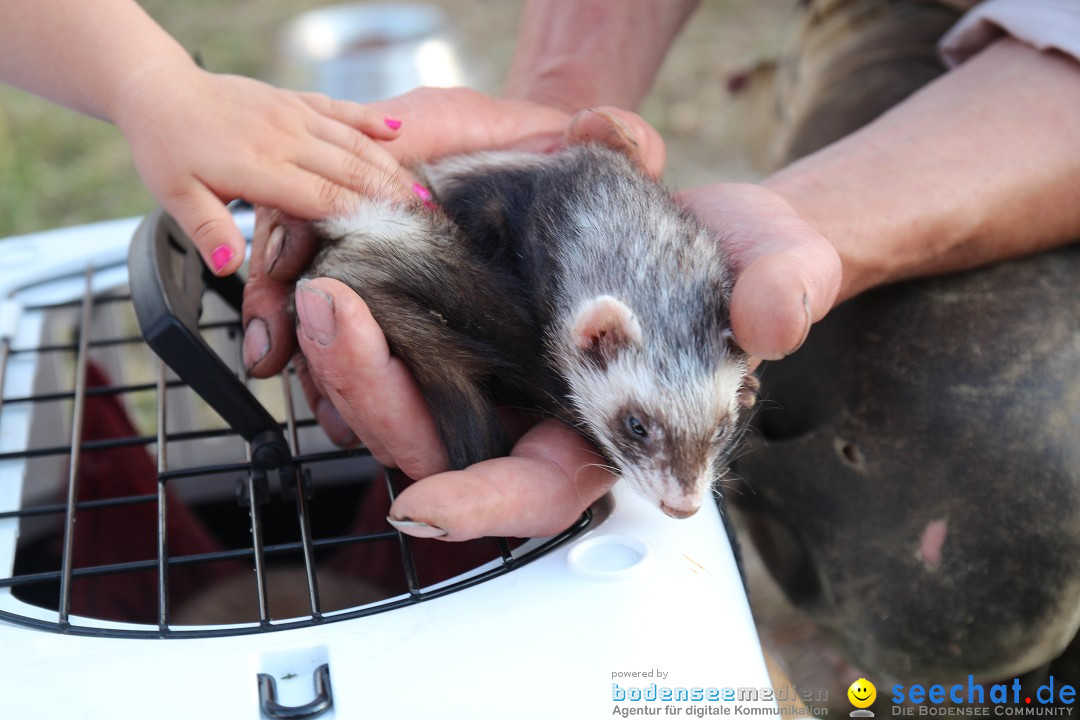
[257,664,334,720]
[128,208,291,470]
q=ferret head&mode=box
[561,295,753,519]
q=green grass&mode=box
[0,0,778,238]
[0,0,338,238]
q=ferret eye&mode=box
[626,416,648,438]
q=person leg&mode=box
[733,0,1080,683]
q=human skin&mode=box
[0,0,414,275]
[273,14,1080,540]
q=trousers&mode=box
[732,0,1080,683]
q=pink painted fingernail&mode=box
[411,183,432,202]
[384,117,402,130]
[387,516,448,539]
[211,245,234,274]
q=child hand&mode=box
[113,60,415,275]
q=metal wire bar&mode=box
[0,514,590,639]
[234,343,272,625]
[155,359,170,632]
[0,530,401,590]
[156,446,367,483]
[0,429,235,462]
[281,371,322,618]
[0,421,318,463]
[385,470,421,598]
[57,266,95,626]
[7,320,239,355]
[0,336,10,423]
[21,291,132,312]
[496,537,516,566]
[2,378,185,406]
[0,493,156,520]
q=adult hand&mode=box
[372,183,842,540]
[242,88,664,378]
[677,184,842,361]
[271,104,664,540]
[293,274,618,539]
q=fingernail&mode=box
[788,292,813,356]
[411,183,432,202]
[243,318,270,369]
[384,117,402,131]
[265,225,286,274]
[581,107,639,148]
[316,397,358,446]
[295,280,336,345]
[211,245,234,274]
[387,516,448,539]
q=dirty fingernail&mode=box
[243,318,270,369]
[211,245,234,274]
[788,292,812,356]
[265,225,286,274]
[295,280,336,345]
[387,516,448,538]
[384,117,402,130]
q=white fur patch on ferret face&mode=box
[561,338,747,518]
[317,198,434,255]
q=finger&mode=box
[242,207,302,376]
[678,183,841,360]
[387,421,618,542]
[729,257,816,361]
[161,181,246,276]
[291,353,373,451]
[727,228,840,361]
[564,107,667,179]
[293,277,449,477]
[296,134,416,203]
[367,87,571,160]
[299,92,404,141]
[239,163,368,221]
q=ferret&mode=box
[299,144,756,519]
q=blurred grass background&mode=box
[0,0,790,238]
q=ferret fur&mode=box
[302,145,754,518]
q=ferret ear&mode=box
[571,295,643,358]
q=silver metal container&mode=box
[277,3,467,102]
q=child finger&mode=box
[162,182,246,276]
[299,92,404,141]
[295,137,417,204]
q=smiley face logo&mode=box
[848,678,877,709]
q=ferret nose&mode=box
[660,501,700,519]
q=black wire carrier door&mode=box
[0,208,593,639]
